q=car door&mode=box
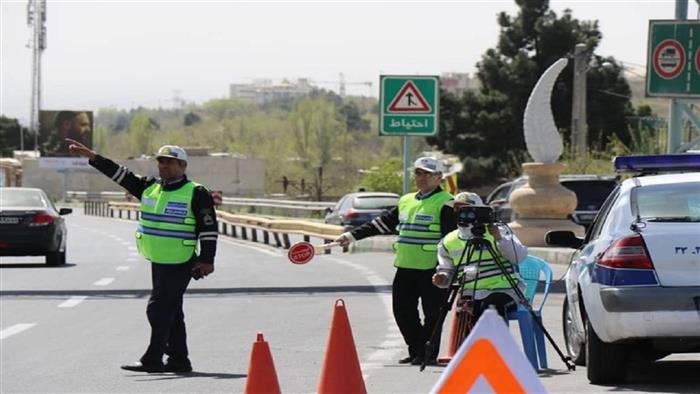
[566,186,620,336]
[325,196,348,225]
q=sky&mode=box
[1,0,698,124]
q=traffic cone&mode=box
[317,299,367,394]
[244,332,281,394]
[438,306,460,364]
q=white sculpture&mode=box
[523,58,568,163]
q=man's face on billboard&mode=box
[73,113,91,134]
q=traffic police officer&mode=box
[67,138,218,373]
[336,157,456,366]
[432,192,528,322]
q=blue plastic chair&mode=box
[507,255,553,370]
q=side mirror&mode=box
[59,208,73,216]
[545,230,583,249]
[324,207,333,215]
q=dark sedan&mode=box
[0,187,72,265]
[324,192,399,230]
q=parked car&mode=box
[546,154,700,384]
[0,187,72,265]
[485,174,617,229]
[324,192,399,230]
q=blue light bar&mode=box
[613,154,700,173]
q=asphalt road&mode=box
[1,209,698,393]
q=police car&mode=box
[546,154,700,384]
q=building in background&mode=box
[229,78,314,104]
[440,72,480,95]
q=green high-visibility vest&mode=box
[393,190,453,270]
[441,229,519,290]
[136,181,200,264]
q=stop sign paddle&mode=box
[287,241,341,264]
[288,241,315,264]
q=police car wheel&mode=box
[585,320,628,384]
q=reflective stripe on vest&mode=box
[393,190,453,270]
[136,181,199,264]
[442,229,519,290]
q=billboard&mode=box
[38,110,93,157]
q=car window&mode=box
[0,189,48,208]
[562,180,617,211]
[332,196,347,213]
[633,181,700,222]
[339,196,354,212]
[353,196,398,209]
[585,186,620,242]
[488,185,511,203]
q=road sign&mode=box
[380,75,439,136]
[288,241,315,264]
[647,20,700,98]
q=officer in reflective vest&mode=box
[432,192,528,322]
[336,157,457,366]
[67,139,218,373]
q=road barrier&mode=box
[71,191,335,218]
[84,200,347,254]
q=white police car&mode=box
[547,154,700,384]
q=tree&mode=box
[288,97,342,200]
[128,112,157,156]
[0,116,29,157]
[360,158,403,194]
[429,0,633,186]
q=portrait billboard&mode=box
[38,110,93,157]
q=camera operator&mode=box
[432,192,528,322]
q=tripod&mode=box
[421,224,575,371]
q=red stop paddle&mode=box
[287,241,340,264]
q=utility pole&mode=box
[570,43,589,158]
[27,0,47,152]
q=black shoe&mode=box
[121,362,164,373]
[411,356,438,366]
[398,355,416,364]
[164,361,193,373]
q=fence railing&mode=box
[71,191,335,217]
[84,200,347,254]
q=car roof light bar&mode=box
[613,154,700,173]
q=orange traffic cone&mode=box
[438,306,460,364]
[244,332,281,394]
[317,299,367,394]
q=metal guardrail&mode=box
[71,191,335,216]
[84,201,347,254]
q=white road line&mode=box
[93,277,115,286]
[127,246,137,251]
[116,266,131,271]
[58,296,87,308]
[218,237,283,257]
[0,324,36,340]
[326,256,400,378]
[125,257,139,262]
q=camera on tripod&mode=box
[455,205,495,227]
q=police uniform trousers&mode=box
[392,267,448,359]
[140,258,194,366]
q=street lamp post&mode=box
[570,43,589,159]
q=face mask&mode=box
[458,225,473,238]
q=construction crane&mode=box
[316,73,373,97]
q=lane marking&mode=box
[127,246,137,251]
[58,296,87,308]
[326,256,401,377]
[218,237,283,257]
[93,277,115,286]
[0,324,36,340]
[116,266,131,271]
[125,257,139,262]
